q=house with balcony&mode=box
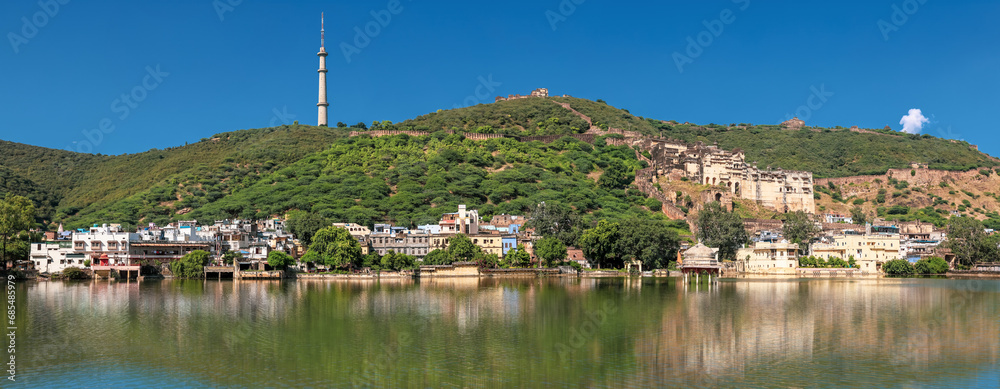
[736,241,799,273]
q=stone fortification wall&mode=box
[814,168,986,188]
[742,219,784,235]
[349,130,434,137]
[635,168,687,220]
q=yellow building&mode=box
[736,241,799,273]
[470,235,504,258]
[810,232,900,272]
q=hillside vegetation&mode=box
[1,95,998,231]
[189,134,657,228]
[0,126,346,226]
[390,97,657,137]
[649,122,997,178]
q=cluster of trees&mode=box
[422,234,536,269]
[882,257,950,277]
[798,256,856,268]
[649,121,998,178]
[577,218,682,270]
[391,98,592,136]
[695,202,748,261]
[39,126,347,230]
[299,226,418,272]
[943,217,1000,267]
[191,133,652,230]
[0,194,37,267]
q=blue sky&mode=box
[2,0,999,157]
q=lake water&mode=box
[10,277,1000,388]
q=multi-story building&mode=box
[501,235,518,256]
[736,241,799,272]
[370,228,431,259]
[71,224,140,265]
[810,230,901,272]
[470,235,503,258]
[439,205,480,235]
[28,241,82,273]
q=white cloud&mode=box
[899,108,929,134]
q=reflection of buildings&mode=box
[630,279,1000,386]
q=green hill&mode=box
[390,96,657,136]
[1,96,997,231]
[648,122,997,178]
[188,134,654,228]
[0,126,346,227]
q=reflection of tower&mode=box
[317,13,329,127]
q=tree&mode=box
[536,236,567,267]
[307,227,362,269]
[782,211,820,253]
[476,253,501,269]
[526,201,582,247]
[944,217,999,267]
[597,159,632,190]
[850,206,867,225]
[267,251,294,269]
[222,250,243,265]
[0,194,36,269]
[883,259,915,276]
[447,234,481,263]
[171,250,211,279]
[504,245,532,268]
[578,220,621,269]
[286,211,330,246]
[696,202,748,261]
[915,256,949,274]
[423,249,451,265]
[380,251,416,271]
[618,218,680,270]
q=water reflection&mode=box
[15,277,1000,388]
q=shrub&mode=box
[914,256,949,274]
[883,259,915,276]
[61,267,88,280]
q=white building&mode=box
[72,224,140,266]
[736,241,799,273]
[29,241,83,274]
[439,205,480,235]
